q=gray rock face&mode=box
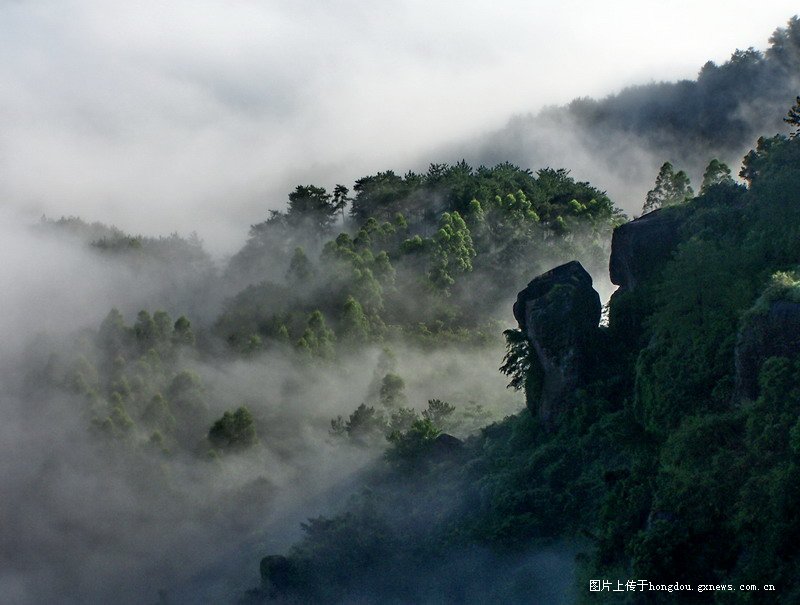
[513,261,601,425]
[610,208,684,292]
[735,300,800,400]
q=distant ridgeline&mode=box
[476,16,800,187]
[563,15,800,150]
[247,105,800,603]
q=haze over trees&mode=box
[642,161,694,214]
[4,16,800,605]
[463,17,800,216]
[245,96,800,605]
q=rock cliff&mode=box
[609,208,685,292]
[513,261,601,425]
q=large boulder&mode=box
[513,261,601,425]
[610,208,685,292]
[735,300,800,400]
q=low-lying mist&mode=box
[3,13,798,603]
[0,210,533,604]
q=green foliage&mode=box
[331,184,351,219]
[285,502,399,603]
[172,315,195,346]
[699,158,735,194]
[296,310,335,358]
[642,161,694,214]
[134,310,157,347]
[219,159,622,355]
[499,328,531,391]
[153,310,172,341]
[400,234,426,254]
[98,308,127,353]
[421,399,455,430]
[385,418,441,466]
[387,407,419,434]
[428,211,476,291]
[286,185,340,233]
[378,373,407,408]
[633,233,754,433]
[350,170,411,222]
[339,296,370,344]
[57,307,209,452]
[342,404,387,444]
[51,90,800,603]
[739,134,793,185]
[208,406,258,452]
[142,393,176,433]
[749,270,800,314]
[286,246,314,283]
[214,281,296,351]
[257,129,800,602]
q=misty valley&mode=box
[2,13,800,605]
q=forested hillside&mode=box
[5,18,800,604]
[42,161,620,459]
[9,155,624,603]
[243,101,800,604]
[459,17,800,217]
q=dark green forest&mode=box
[226,98,800,604]
[13,17,800,605]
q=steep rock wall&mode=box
[513,261,601,424]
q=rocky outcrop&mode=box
[735,300,800,400]
[513,261,601,425]
[610,208,685,292]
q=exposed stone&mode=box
[513,261,601,425]
[735,300,800,400]
[610,208,685,292]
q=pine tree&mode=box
[642,162,694,214]
[340,296,370,344]
[700,159,735,194]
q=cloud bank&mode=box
[1,0,798,253]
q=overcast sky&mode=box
[1,0,797,255]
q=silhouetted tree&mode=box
[642,162,694,214]
[700,159,735,194]
[332,184,351,224]
[422,399,456,429]
[287,185,338,233]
